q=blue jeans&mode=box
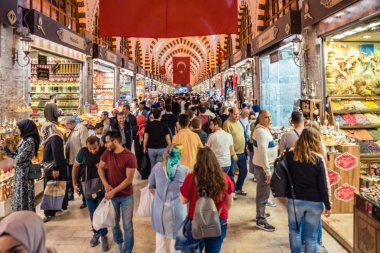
[222,166,230,174]
[301,219,323,245]
[85,191,108,236]
[148,148,166,168]
[199,219,227,253]
[288,199,324,253]
[229,153,247,191]
[112,195,134,253]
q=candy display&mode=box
[342,114,357,125]
[359,140,380,154]
[362,184,380,205]
[353,114,371,125]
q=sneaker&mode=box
[256,221,275,232]
[266,199,277,207]
[233,193,237,200]
[90,234,100,247]
[43,216,53,223]
[236,190,247,196]
[253,213,271,221]
[317,244,328,253]
[100,236,110,251]
[114,243,123,253]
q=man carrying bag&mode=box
[72,136,109,251]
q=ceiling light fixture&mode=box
[353,27,367,32]
[367,21,380,28]
[332,34,346,39]
[342,30,357,36]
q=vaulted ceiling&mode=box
[78,0,262,84]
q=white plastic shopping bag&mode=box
[93,198,116,230]
[137,185,154,217]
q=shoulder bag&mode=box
[81,150,103,197]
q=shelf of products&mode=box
[326,41,380,163]
[93,71,115,111]
[136,78,145,99]
[30,61,81,120]
[120,74,132,103]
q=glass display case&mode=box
[260,44,301,127]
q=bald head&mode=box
[258,110,272,128]
[229,107,239,121]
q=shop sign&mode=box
[316,0,380,36]
[138,67,146,76]
[231,51,243,66]
[92,44,121,66]
[252,11,301,55]
[105,51,118,64]
[125,61,136,72]
[57,28,87,51]
[334,152,358,171]
[270,51,279,64]
[37,68,49,80]
[38,55,47,65]
[220,60,229,72]
[334,183,356,202]
[328,169,340,186]
[0,0,17,26]
[24,9,92,55]
[302,0,359,28]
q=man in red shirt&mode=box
[98,131,137,253]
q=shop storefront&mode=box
[120,59,136,104]
[92,44,120,112]
[230,45,253,106]
[302,0,380,251]
[24,9,92,122]
[136,67,146,100]
[220,60,233,99]
[253,11,302,127]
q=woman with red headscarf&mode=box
[134,115,148,179]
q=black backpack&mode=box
[270,151,300,231]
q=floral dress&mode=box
[5,137,35,212]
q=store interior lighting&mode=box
[13,34,33,67]
[329,20,380,41]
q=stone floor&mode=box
[38,173,349,253]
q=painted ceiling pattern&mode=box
[77,0,265,84]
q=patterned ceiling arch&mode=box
[163,48,202,69]
[157,38,205,62]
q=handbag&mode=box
[40,180,67,211]
[41,160,55,174]
[137,185,154,217]
[140,153,151,180]
[81,156,103,197]
[28,164,42,180]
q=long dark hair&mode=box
[193,147,227,201]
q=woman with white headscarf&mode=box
[0,211,56,253]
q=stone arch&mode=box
[135,40,143,65]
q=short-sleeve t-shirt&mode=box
[145,120,170,149]
[76,146,105,181]
[206,130,234,168]
[100,149,137,197]
[180,173,234,220]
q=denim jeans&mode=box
[288,199,324,253]
[222,167,230,174]
[229,153,247,191]
[199,219,227,253]
[148,148,166,168]
[253,165,271,222]
[112,195,134,253]
[85,191,108,236]
[248,151,254,174]
[301,219,323,245]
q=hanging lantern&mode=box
[159,65,166,75]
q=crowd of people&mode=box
[0,93,332,253]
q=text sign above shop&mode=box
[92,44,121,66]
[24,10,92,55]
[302,0,359,28]
[220,60,229,72]
[0,0,17,26]
[38,55,47,65]
[137,67,146,76]
[270,51,280,64]
[57,28,87,51]
[123,60,136,72]
[252,11,301,55]
[37,68,49,80]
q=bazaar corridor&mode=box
[39,173,347,253]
